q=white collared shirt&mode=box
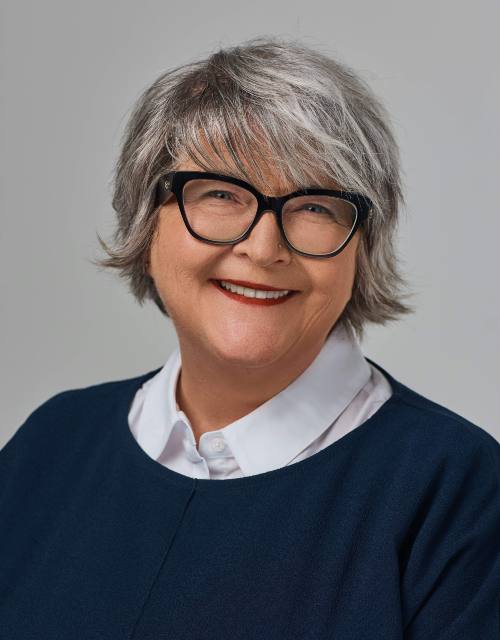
[128,324,393,479]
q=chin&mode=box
[207,328,289,369]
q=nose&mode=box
[232,209,291,266]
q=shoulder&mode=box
[364,366,500,550]
[28,367,160,419]
[2,367,162,455]
[397,381,497,452]
[368,360,499,470]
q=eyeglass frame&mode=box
[154,170,373,259]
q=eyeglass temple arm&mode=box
[155,174,174,207]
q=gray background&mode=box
[1,0,499,447]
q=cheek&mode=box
[150,213,186,274]
[309,251,358,308]
[316,256,356,291]
[149,216,223,298]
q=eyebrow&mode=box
[191,167,341,194]
[199,168,300,191]
[204,167,250,182]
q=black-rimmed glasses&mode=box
[154,171,373,259]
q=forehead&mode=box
[172,137,340,196]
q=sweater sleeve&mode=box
[400,433,500,640]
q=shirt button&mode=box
[210,436,226,452]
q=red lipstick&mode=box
[210,279,299,306]
[212,278,297,291]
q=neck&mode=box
[175,336,326,446]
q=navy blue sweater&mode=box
[1,358,499,640]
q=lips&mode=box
[210,279,299,305]
[211,278,298,292]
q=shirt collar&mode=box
[135,323,372,475]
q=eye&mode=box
[206,190,235,200]
[302,203,331,214]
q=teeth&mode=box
[219,280,290,299]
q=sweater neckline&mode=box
[116,357,406,493]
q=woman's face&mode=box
[147,154,361,369]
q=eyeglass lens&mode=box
[182,178,357,256]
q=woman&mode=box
[1,37,499,639]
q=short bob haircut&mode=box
[94,36,416,343]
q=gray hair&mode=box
[93,36,416,342]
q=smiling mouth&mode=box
[210,279,300,305]
[212,278,299,291]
